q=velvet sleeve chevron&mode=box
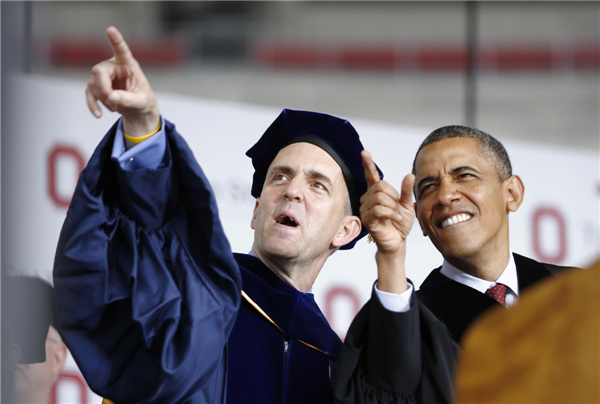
[53,120,242,404]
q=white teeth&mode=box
[441,214,472,229]
[276,215,297,226]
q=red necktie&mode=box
[485,283,508,306]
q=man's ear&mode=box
[48,327,67,379]
[52,342,67,378]
[7,343,21,369]
[331,216,362,248]
[504,175,525,212]
[414,202,428,237]
[250,199,260,230]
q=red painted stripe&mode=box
[48,39,187,67]
[254,43,600,71]
[46,39,599,71]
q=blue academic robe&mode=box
[230,253,341,404]
[53,120,340,404]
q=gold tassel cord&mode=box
[241,290,338,359]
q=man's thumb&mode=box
[109,90,141,109]
[107,91,121,104]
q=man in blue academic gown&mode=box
[53,27,456,404]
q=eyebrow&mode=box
[450,166,482,175]
[269,165,295,178]
[307,170,334,187]
[268,166,334,187]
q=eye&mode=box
[275,174,289,181]
[419,183,435,197]
[457,173,476,181]
[313,182,326,190]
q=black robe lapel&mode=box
[417,267,500,344]
[514,253,555,292]
[418,254,561,344]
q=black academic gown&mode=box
[416,253,569,344]
[53,120,341,404]
[334,285,459,404]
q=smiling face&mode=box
[251,142,360,270]
[414,137,523,268]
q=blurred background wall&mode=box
[2,2,599,403]
[5,1,600,148]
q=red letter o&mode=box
[48,145,85,208]
[532,206,567,264]
[324,286,360,340]
[49,372,88,404]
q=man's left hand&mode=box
[360,150,415,255]
[360,150,415,293]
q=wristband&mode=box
[123,119,161,144]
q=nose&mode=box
[283,178,304,202]
[436,179,461,206]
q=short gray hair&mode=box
[412,125,513,181]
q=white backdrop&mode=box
[3,74,598,403]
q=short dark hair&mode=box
[412,125,513,181]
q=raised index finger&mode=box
[361,150,380,188]
[106,26,133,63]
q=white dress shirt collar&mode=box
[440,252,519,297]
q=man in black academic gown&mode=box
[412,125,570,344]
[333,154,458,404]
[53,27,456,404]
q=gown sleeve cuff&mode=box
[374,281,413,313]
[111,115,166,170]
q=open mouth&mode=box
[440,214,472,229]
[275,214,299,227]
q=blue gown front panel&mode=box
[228,254,342,404]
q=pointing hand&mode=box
[360,150,415,255]
[360,150,415,294]
[85,26,159,137]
